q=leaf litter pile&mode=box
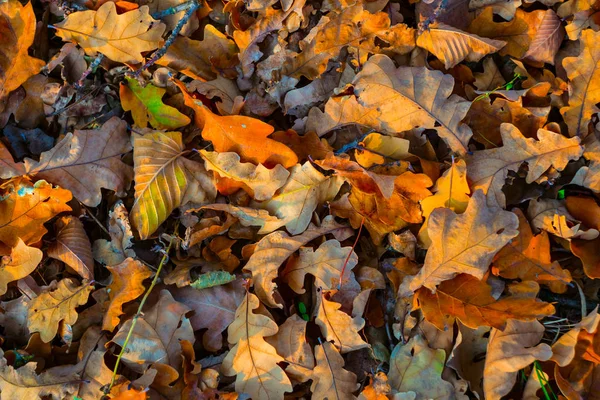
[2,0,600,397]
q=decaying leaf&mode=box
[48,216,94,280]
[311,341,359,399]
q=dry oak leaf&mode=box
[415,274,555,331]
[416,23,506,69]
[447,323,489,399]
[0,357,80,400]
[493,208,572,293]
[561,29,600,137]
[266,314,315,383]
[111,290,195,372]
[120,77,191,130]
[311,341,360,400]
[0,142,25,179]
[305,95,383,137]
[521,9,565,66]
[283,4,416,80]
[256,161,344,235]
[0,238,42,296]
[418,158,470,248]
[198,204,284,234]
[171,281,245,352]
[388,335,454,399]
[354,133,411,168]
[130,130,216,240]
[103,258,152,332]
[0,0,45,101]
[177,80,298,168]
[353,54,473,155]
[22,117,133,207]
[409,190,519,292]
[48,216,94,280]
[53,2,166,64]
[200,150,289,201]
[27,278,93,343]
[93,200,135,266]
[157,25,238,81]
[271,130,334,162]
[571,131,600,192]
[483,320,552,400]
[244,216,352,308]
[527,198,600,240]
[0,180,72,247]
[315,290,369,354]
[466,124,583,209]
[282,239,358,294]
[222,292,293,400]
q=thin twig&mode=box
[79,201,110,236]
[105,222,179,394]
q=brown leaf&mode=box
[92,201,135,266]
[48,216,94,280]
[311,341,359,399]
[103,258,152,332]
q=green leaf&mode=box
[190,271,236,290]
[120,77,190,130]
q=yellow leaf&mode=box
[311,341,359,399]
[466,124,583,208]
[103,258,152,332]
[244,216,352,308]
[416,23,506,69]
[222,292,292,400]
[0,238,42,296]
[355,133,411,168]
[315,290,369,353]
[257,162,343,235]
[53,2,166,63]
[130,130,216,239]
[409,190,519,292]
[418,158,470,248]
[353,54,473,155]
[28,278,93,343]
[0,180,72,247]
[0,0,45,101]
[198,204,284,234]
[200,150,289,201]
[48,216,94,280]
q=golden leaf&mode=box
[311,341,359,399]
[28,278,93,343]
[409,190,519,292]
[0,238,42,296]
[353,54,473,155]
[244,216,352,308]
[417,23,506,69]
[315,290,369,353]
[103,258,152,332]
[130,130,216,239]
[466,124,582,208]
[200,150,289,201]
[416,274,556,331]
[0,0,45,101]
[222,292,292,400]
[282,239,358,294]
[23,117,133,207]
[53,2,166,63]
[0,180,72,247]
[198,204,284,234]
[48,216,94,280]
[256,162,343,235]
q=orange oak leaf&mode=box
[415,274,556,331]
[0,238,42,296]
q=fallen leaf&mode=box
[92,201,136,266]
[28,278,93,343]
[222,291,293,399]
[0,238,42,296]
[130,130,216,239]
[48,216,94,280]
[120,77,191,130]
[198,204,284,234]
[53,2,166,63]
[410,190,519,292]
[311,341,359,399]
[416,274,556,331]
[0,0,45,101]
[103,258,152,332]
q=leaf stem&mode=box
[104,222,179,394]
